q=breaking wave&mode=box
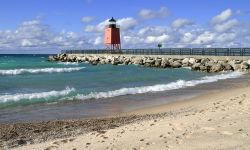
[57,62,79,65]
[74,71,244,100]
[0,67,85,75]
[0,72,244,105]
[0,87,75,103]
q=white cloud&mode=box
[81,16,94,23]
[210,9,239,33]
[84,17,138,32]
[84,19,108,32]
[94,36,102,45]
[181,32,195,43]
[117,18,138,30]
[214,19,238,32]
[138,26,168,36]
[21,39,33,47]
[216,33,236,42]
[0,19,91,51]
[139,7,169,20]
[84,25,97,32]
[212,9,232,24]
[145,34,170,44]
[192,31,216,45]
[123,35,144,45]
[172,19,193,29]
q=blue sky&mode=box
[0,0,250,53]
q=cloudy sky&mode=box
[0,0,250,54]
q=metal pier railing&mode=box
[61,48,250,56]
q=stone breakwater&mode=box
[49,54,250,73]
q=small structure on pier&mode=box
[104,17,121,51]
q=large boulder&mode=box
[247,59,250,65]
[144,58,155,64]
[123,60,130,65]
[48,56,56,61]
[195,59,202,63]
[111,58,120,65]
[182,63,189,67]
[199,65,208,72]
[143,57,155,67]
[62,56,67,62]
[228,60,242,68]
[133,58,143,65]
[228,60,236,68]
[182,58,189,64]
[161,58,170,68]
[99,59,106,64]
[103,58,110,64]
[241,61,249,70]
[171,61,182,68]
[222,63,233,71]
[117,58,124,64]
[67,56,76,62]
[204,60,215,67]
[59,53,67,60]
[200,58,210,65]
[232,64,241,71]
[210,64,223,72]
[168,58,174,64]
[75,56,84,62]
[188,58,196,65]
[90,60,98,65]
[191,63,201,70]
[154,58,162,67]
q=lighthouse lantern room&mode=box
[104,17,121,51]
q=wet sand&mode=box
[0,77,250,149]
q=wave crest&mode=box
[58,62,79,65]
[0,72,244,105]
[0,87,75,103]
[0,67,85,75]
[75,72,244,100]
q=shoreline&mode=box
[0,71,247,123]
[1,77,250,149]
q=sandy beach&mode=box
[0,79,248,150]
[1,0,250,149]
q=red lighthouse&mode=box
[104,17,121,51]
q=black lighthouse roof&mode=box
[109,17,116,22]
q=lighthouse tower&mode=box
[104,17,121,51]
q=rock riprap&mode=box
[49,54,250,73]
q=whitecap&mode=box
[74,71,244,100]
[0,67,85,75]
[0,87,75,103]
[57,62,79,65]
[0,72,244,104]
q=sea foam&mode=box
[0,72,244,104]
[75,71,244,100]
[0,67,85,75]
[57,62,79,65]
[0,87,75,103]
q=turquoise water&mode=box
[0,54,244,110]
